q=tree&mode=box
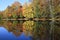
[0,12,3,19]
[53,0,60,19]
[23,3,34,19]
[17,6,23,18]
[32,0,48,18]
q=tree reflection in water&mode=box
[0,20,60,40]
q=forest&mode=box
[0,0,60,19]
[0,0,60,40]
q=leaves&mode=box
[23,3,34,18]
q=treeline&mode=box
[0,0,60,19]
[0,2,23,19]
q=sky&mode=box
[0,0,29,11]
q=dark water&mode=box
[0,20,60,40]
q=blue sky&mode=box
[0,0,29,11]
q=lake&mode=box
[0,20,60,40]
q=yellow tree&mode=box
[3,8,8,19]
[23,3,34,18]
